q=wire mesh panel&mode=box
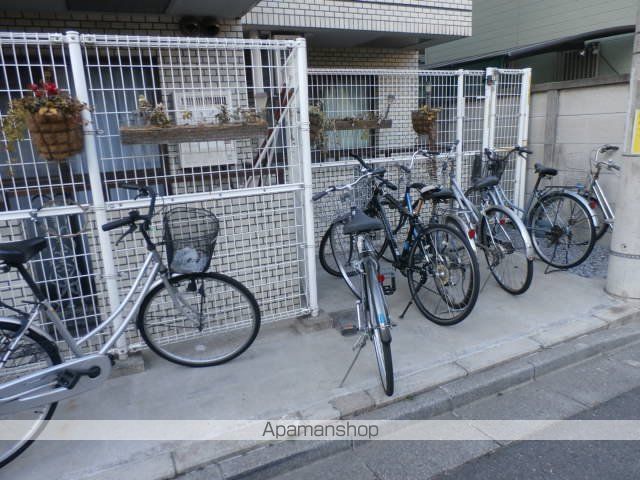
[309,67,530,240]
[0,31,311,357]
[492,69,525,202]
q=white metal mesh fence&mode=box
[0,31,312,355]
[309,68,531,240]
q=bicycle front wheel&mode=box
[480,207,533,295]
[138,273,261,367]
[407,224,480,326]
[529,192,596,269]
[586,196,610,242]
[0,321,61,468]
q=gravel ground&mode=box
[567,243,610,279]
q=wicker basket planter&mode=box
[26,112,84,161]
[120,120,268,145]
[411,110,438,135]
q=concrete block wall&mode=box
[526,77,629,239]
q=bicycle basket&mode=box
[472,152,507,182]
[163,207,220,274]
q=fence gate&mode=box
[0,31,316,355]
[308,67,532,241]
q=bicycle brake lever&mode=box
[115,224,136,246]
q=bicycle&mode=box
[313,168,394,396]
[481,147,597,269]
[574,144,620,242]
[322,154,480,326]
[0,184,261,468]
[432,143,535,295]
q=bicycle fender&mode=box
[488,205,535,260]
[0,316,57,344]
[443,214,477,253]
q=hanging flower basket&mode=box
[1,81,86,162]
[26,112,84,161]
[411,106,440,146]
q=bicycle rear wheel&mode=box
[0,321,61,468]
[480,207,533,295]
[371,328,393,396]
[407,224,480,325]
[138,272,261,367]
[319,224,341,277]
[529,191,596,269]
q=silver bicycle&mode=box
[313,168,394,396]
[0,184,260,468]
[431,142,535,295]
[574,144,620,242]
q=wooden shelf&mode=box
[120,121,268,145]
[331,119,392,131]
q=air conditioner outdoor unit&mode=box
[173,90,238,169]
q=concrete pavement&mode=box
[3,260,640,480]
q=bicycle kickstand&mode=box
[339,334,367,388]
[399,300,413,319]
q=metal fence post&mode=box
[455,69,465,183]
[486,67,497,150]
[295,38,319,316]
[482,68,493,153]
[515,68,532,209]
[66,31,127,356]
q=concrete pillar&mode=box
[606,7,640,298]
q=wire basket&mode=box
[471,152,508,182]
[163,207,220,274]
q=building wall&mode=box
[526,78,628,240]
[426,0,637,67]
[243,0,472,37]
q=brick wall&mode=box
[243,0,472,37]
[0,10,243,37]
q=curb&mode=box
[77,302,640,480]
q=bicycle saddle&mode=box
[0,237,48,266]
[419,185,455,202]
[342,209,383,235]
[470,175,500,190]
[534,163,558,177]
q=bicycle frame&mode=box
[1,247,200,369]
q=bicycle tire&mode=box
[329,221,362,299]
[372,328,393,396]
[407,224,480,326]
[528,191,596,269]
[480,207,533,295]
[0,321,61,469]
[319,223,341,277]
[138,272,261,367]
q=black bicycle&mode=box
[322,155,480,326]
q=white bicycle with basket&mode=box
[0,183,261,468]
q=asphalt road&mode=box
[256,340,640,480]
[435,386,640,480]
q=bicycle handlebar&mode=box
[101,183,158,232]
[312,166,396,202]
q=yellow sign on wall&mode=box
[633,109,640,155]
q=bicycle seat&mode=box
[470,175,500,191]
[534,163,558,177]
[0,237,48,266]
[342,210,383,235]
[419,185,455,202]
